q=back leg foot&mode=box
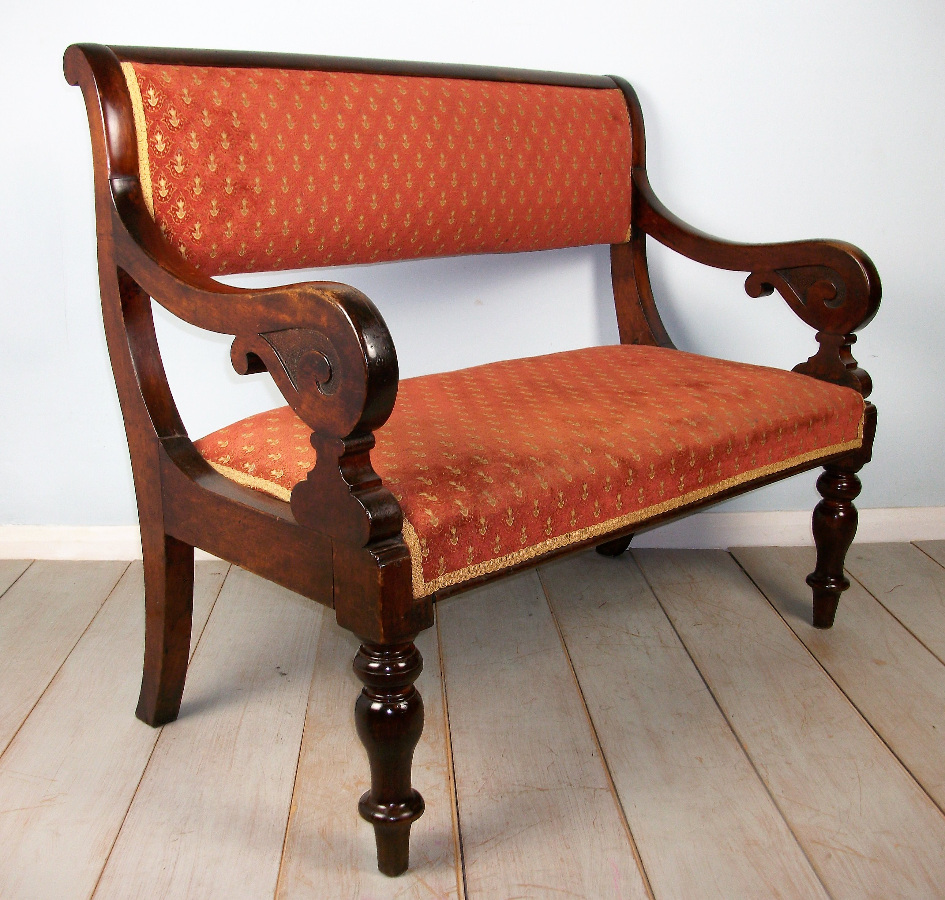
[596,534,634,557]
[136,532,194,726]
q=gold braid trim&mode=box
[205,420,864,600]
[401,432,864,599]
[206,461,292,501]
[120,62,154,217]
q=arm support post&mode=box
[630,166,881,629]
[110,190,426,643]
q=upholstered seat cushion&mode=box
[195,344,864,597]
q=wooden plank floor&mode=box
[1,543,944,898]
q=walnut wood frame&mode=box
[65,43,880,876]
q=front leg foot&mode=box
[808,465,861,628]
[354,641,425,876]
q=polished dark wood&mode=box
[354,642,425,876]
[631,170,880,347]
[596,535,634,557]
[136,530,193,725]
[610,239,674,348]
[809,467,860,628]
[110,44,615,88]
[65,42,880,874]
[607,77,675,349]
[159,444,333,604]
[809,403,877,627]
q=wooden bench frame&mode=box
[65,43,880,876]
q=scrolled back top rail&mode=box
[108,44,618,88]
[67,43,638,277]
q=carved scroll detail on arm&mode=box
[227,288,425,640]
[744,264,875,395]
[743,258,874,336]
[111,179,404,548]
[230,324,370,437]
[633,168,881,396]
[227,297,402,547]
[745,265,845,323]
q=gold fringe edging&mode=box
[204,421,865,600]
[120,62,154,217]
[401,433,864,599]
[206,461,293,501]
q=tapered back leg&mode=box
[596,534,634,557]
[136,527,195,726]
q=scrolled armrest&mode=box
[634,169,880,335]
[110,176,401,546]
[633,169,880,394]
[110,176,397,440]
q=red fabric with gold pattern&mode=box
[195,345,864,598]
[197,346,863,596]
[121,62,633,273]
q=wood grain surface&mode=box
[275,618,462,899]
[0,561,228,899]
[636,549,945,899]
[540,552,828,899]
[0,560,128,756]
[3,549,944,897]
[93,568,322,899]
[735,545,945,811]
[846,542,945,663]
[437,571,650,900]
[0,559,30,597]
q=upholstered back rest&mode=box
[120,61,633,274]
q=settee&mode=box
[65,43,879,875]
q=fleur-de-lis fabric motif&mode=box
[121,63,634,274]
[194,345,865,598]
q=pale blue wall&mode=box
[1,0,941,525]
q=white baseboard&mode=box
[631,507,945,548]
[0,526,217,560]
[1,508,943,559]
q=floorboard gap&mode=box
[537,565,657,900]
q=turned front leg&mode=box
[808,465,861,628]
[354,642,425,876]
